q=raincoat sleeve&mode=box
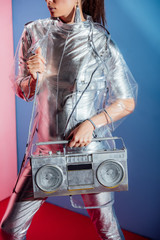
[104,38,138,130]
[11,26,35,101]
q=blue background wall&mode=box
[12,0,160,239]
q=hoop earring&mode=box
[74,1,82,23]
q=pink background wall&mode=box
[0,0,17,201]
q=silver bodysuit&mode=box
[0,16,137,240]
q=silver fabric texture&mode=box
[0,163,45,240]
[83,193,125,240]
[1,16,137,239]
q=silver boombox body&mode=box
[31,137,128,199]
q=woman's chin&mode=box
[50,11,58,18]
[50,13,56,18]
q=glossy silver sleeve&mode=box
[104,39,138,130]
[11,27,33,101]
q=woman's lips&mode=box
[49,7,56,12]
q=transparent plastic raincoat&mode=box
[1,16,137,240]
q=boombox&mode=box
[31,137,128,199]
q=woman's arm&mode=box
[17,47,45,99]
[13,28,45,101]
[68,39,138,148]
[90,98,135,127]
[67,98,135,148]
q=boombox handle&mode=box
[31,137,126,155]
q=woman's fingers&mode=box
[74,142,81,148]
[79,142,87,147]
[67,120,94,148]
[32,72,37,80]
[35,47,41,55]
[67,131,73,140]
[27,61,45,72]
[68,135,78,148]
[29,54,46,63]
[26,47,46,79]
[27,58,46,79]
[68,137,92,148]
[27,56,46,67]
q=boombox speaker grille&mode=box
[35,165,63,192]
[97,160,124,188]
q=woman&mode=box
[0,0,137,239]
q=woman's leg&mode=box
[82,192,125,240]
[0,162,45,240]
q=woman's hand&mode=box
[67,120,95,148]
[27,47,46,80]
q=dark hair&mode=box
[82,0,106,26]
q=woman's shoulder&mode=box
[92,22,110,37]
[91,22,121,58]
[25,17,52,27]
[23,18,54,40]
[24,18,53,32]
[91,22,113,50]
